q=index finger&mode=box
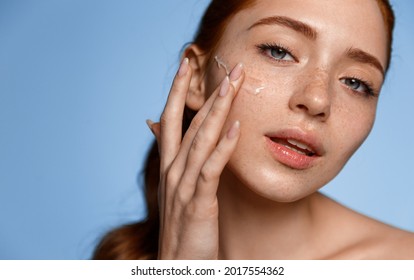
[159,58,192,171]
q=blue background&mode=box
[1,0,413,259]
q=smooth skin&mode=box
[149,0,414,259]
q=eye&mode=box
[270,48,291,60]
[257,43,296,62]
[340,77,377,97]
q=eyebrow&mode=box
[249,16,385,76]
[346,48,385,76]
[248,16,317,41]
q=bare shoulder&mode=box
[365,222,414,259]
[314,193,414,259]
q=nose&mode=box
[289,68,332,121]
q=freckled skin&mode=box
[242,73,267,95]
[181,0,414,259]
[202,0,384,202]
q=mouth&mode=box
[265,130,324,170]
[270,138,317,157]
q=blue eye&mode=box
[257,43,296,62]
[270,48,291,60]
[340,77,377,97]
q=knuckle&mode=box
[208,105,222,119]
[195,130,216,147]
[188,115,203,133]
[190,134,203,152]
[159,113,169,128]
[199,164,219,183]
[174,187,192,205]
[214,142,226,155]
[165,168,180,187]
[191,132,214,153]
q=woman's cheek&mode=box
[330,95,377,161]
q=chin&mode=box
[225,156,339,204]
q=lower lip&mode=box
[265,137,318,170]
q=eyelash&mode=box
[340,76,378,98]
[256,43,297,63]
[256,42,378,98]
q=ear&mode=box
[183,44,208,111]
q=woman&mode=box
[94,0,414,259]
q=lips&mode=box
[271,138,316,156]
[265,129,324,170]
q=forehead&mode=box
[219,0,388,67]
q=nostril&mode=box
[316,112,326,118]
[295,103,329,120]
[290,88,331,121]
[297,104,307,111]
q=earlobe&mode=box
[183,44,208,111]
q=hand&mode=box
[148,57,245,259]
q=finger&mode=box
[173,79,234,199]
[146,120,162,164]
[146,119,160,140]
[159,57,192,171]
[162,63,243,200]
[157,58,191,235]
[179,63,244,186]
[173,63,244,176]
[161,80,221,216]
[158,89,216,210]
[194,120,240,203]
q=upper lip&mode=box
[266,128,325,156]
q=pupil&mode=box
[271,48,286,59]
[349,79,360,89]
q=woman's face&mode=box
[200,0,388,202]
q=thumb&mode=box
[146,119,161,142]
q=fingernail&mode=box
[146,119,155,134]
[229,63,243,81]
[178,57,189,77]
[227,121,240,139]
[219,76,230,97]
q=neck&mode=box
[217,168,322,259]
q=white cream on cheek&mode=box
[254,86,265,95]
[242,76,267,95]
[214,55,230,76]
[214,55,267,95]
